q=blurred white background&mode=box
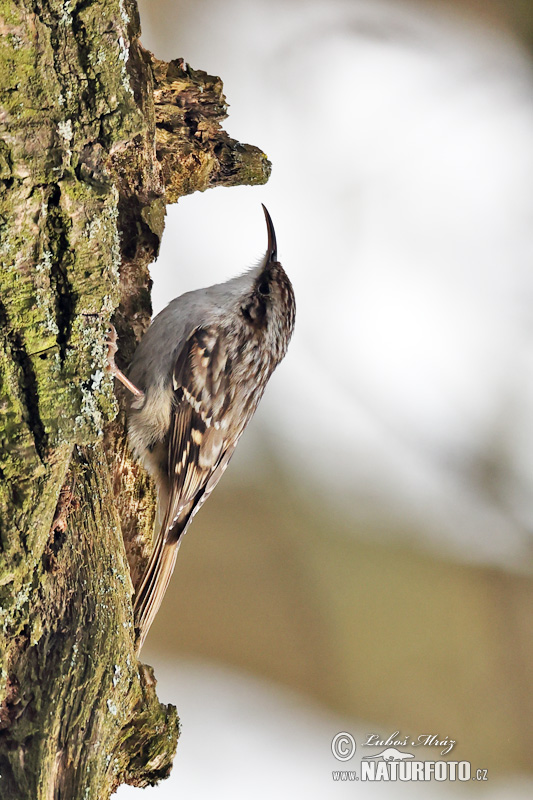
[118,0,533,796]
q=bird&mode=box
[108,205,295,650]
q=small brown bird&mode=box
[110,206,295,650]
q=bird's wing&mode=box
[134,325,239,648]
[162,325,236,541]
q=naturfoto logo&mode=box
[331,730,488,783]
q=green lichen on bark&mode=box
[0,0,140,567]
[1,445,178,797]
[0,0,174,794]
[0,0,271,796]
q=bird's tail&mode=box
[133,523,180,652]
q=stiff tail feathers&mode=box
[134,506,182,651]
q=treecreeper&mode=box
[109,205,295,650]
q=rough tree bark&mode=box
[0,1,270,797]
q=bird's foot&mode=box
[106,323,144,399]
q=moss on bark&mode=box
[0,0,270,796]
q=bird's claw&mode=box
[106,323,145,399]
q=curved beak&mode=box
[261,204,278,263]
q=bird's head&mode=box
[234,205,296,363]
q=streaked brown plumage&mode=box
[114,206,295,650]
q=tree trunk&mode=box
[0,1,270,797]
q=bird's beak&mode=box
[261,204,278,263]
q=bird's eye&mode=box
[258,280,270,296]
